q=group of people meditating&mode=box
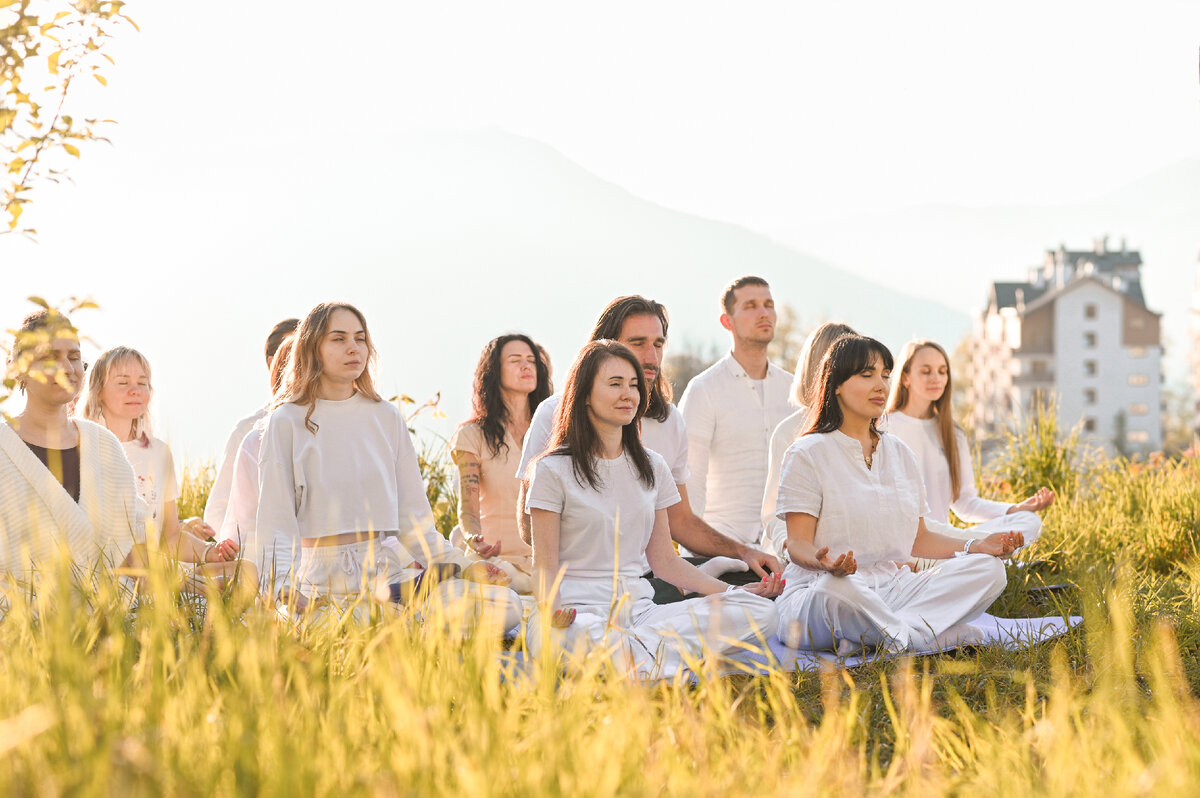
[0,275,1056,676]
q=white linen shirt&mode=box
[760,405,811,559]
[882,412,1011,524]
[679,353,793,549]
[256,394,467,567]
[515,393,690,485]
[526,451,679,593]
[205,407,267,529]
[775,431,929,582]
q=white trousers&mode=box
[776,554,1007,653]
[916,510,1042,571]
[295,539,522,634]
[528,578,778,679]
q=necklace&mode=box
[863,437,878,470]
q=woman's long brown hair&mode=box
[885,339,961,501]
[274,302,381,433]
[539,340,655,491]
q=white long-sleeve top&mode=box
[256,394,467,568]
[219,421,265,544]
[679,353,793,550]
[881,412,1011,525]
[515,393,690,485]
[760,405,811,559]
[204,407,266,529]
[776,430,928,583]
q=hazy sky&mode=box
[4,0,1199,461]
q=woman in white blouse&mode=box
[80,346,241,578]
[255,302,520,632]
[775,335,1023,655]
[882,339,1052,559]
[526,340,781,678]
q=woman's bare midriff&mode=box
[301,531,389,548]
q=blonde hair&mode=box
[885,339,961,501]
[80,346,155,446]
[790,322,856,407]
[274,302,381,433]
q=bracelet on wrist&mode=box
[963,538,976,555]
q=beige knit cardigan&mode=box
[0,419,146,575]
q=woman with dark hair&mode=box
[0,310,143,574]
[883,339,1050,566]
[774,335,1022,655]
[450,334,551,593]
[526,340,780,677]
[256,302,520,631]
[760,322,856,559]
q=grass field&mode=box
[3,415,1200,796]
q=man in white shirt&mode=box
[203,318,299,530]
[679,276,794,555]
[515,295,781,598]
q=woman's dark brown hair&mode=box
[468,333,552,458]
[803,335,895,440]
[540,340,655,491]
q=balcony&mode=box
[1013,371,1054,386]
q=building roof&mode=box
[989,240,1149,312]
[991,281,1047,311]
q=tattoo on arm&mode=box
[452,451,483,537]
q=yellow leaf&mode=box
[93,74,107,87]
[48,51,60,75]
[0,0,21,8]
[8,158,24,174]
[27,296,48,310]
[6,202,22,231]
[62,143,80,157]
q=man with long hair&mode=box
[516,295,781,601]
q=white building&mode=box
[968,237,1162,457]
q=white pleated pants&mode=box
[528,577,778,679]
[777,554,1007,653]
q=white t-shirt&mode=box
[527,450,679,591]
[122,436,179,523]
[219,420,265,543]
[256,394,466,567]
[205,407,267,529]
[679,353,793,549]
[776,431,928,582]
[882,412,1011,525]
[515,393,690,485]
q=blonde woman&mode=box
[761,322,856,559]
[882,340,1051,559]
[255,302,520,631]
[80,346,240,572]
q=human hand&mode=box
[181,517,217,541]
[203,539,239,563]
[1011,487,1055,514]
[550,608,576,628]
[739,572,786,598]
[462,560,512,587]
[810,546,856,577]
[466,533,502,559]
[973,531,1024,557]
[737,545,784,578]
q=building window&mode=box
[1127,430,1150,444]
[1128,374,1150,387]
[1129,403,1148,415]
[1129,346,1147,357]
[1084,303,1097,320]
[1084,417,1097,433]
[1084,331,1097,348]
[1084,389,1097,405]
[1032,359,1048,377]
[1084,360,1097,377]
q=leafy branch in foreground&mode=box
[1,0,137,237]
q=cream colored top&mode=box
[450,420,530,561]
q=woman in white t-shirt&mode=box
[526,340,781,678]
[255,302,520,632]
[449,334,551,595]
[775,335,1023,655]
[882,340,1052,561]
[80,346,241,578]
[761,322,856,559]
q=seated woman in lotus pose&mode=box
[775,335,1022,655]
[0,310,143,575]
[449,334,552,595]
[526,340,781,678]
[255,302,520,631]
[80,346,241,578]
[883,339,1052,565]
